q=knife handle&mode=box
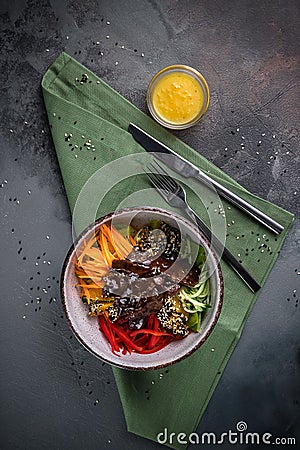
[186,207,261,293]
[196,172,284,235]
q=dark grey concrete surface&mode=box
[0,1,299,449]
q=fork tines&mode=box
[144,160,176,192]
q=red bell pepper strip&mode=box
[99,312,175,355]
[104,314,121,353]
[109,322,144,352]
[138,337,174,354]
[148,315,160,349]
[98,315,120,355]
[134,334,150,348]
[147,314,154,329]
[129,329,173,338]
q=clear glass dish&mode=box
[146,65,210,130]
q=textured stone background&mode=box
[0,1,299,449]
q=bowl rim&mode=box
[60,206,224,370]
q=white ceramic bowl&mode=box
[61,207,223,370]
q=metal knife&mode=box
[128,123,284,234]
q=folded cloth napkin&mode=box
[42,52,294,449]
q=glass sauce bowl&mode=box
[147,65,210,129]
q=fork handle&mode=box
[185,207,261,293]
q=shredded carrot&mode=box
[110,225,133,257]
[76,283,104,289]
[75,222,136,308]
[99,231,114,266]
[129,235,136,246]
[101,224,134,259]
[101,224,124,259]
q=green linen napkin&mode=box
[42,53,294,449]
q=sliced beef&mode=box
[104,254,200,329]
[112,256,200,287]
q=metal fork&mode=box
[144,160,261,293]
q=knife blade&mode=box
[128,122,284,234]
